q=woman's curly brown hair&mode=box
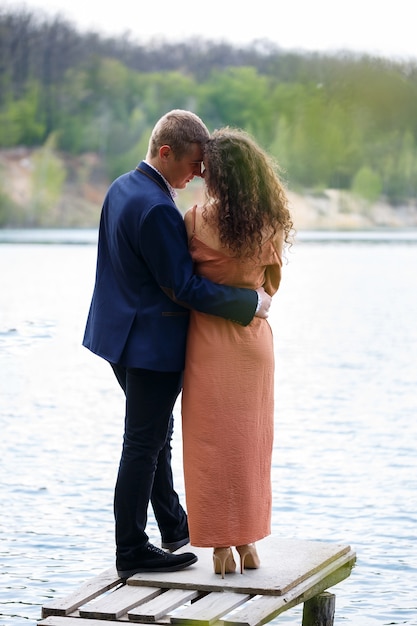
[203,127,293,257]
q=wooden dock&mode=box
[39,537,356,626]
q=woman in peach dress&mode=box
[181,128,293,577]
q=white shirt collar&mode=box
[144,161,178,199]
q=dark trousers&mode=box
[110,364,188,563]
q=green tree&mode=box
[351,166,382,203]
[200,67,275,145]
[391,130,417,201]
[29,133,66,225]
[0,81,45,146]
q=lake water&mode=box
[1,229,417,626]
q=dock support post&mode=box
[301,591,336,626]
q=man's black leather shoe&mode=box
[116,543,198,578]
[161,536,190,552]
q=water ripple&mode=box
[1,239,417,626]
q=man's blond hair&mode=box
[147,110,210,159]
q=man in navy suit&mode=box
[83,110,271,578]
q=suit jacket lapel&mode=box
[135,161,172,200]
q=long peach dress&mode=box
[181,206,283,548]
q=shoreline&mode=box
[288,190,417,231]
[1,228,417,247]
[1,147,417,231]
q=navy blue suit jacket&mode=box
[83,162,258,371]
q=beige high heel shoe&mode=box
[236,544,260,574]
[213,547,236,578]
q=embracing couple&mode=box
[82,110,293,580]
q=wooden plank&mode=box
[128,588,201,622]
[221,550,356,626]
[39,538,356,626]
[127,538,352,596]
[171,591,251,626]
[79,585,162,620]
[39,617,123,626]
[42,567,121,617]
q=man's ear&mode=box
[159,145,171,161]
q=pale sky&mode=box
[4,0,417,62]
